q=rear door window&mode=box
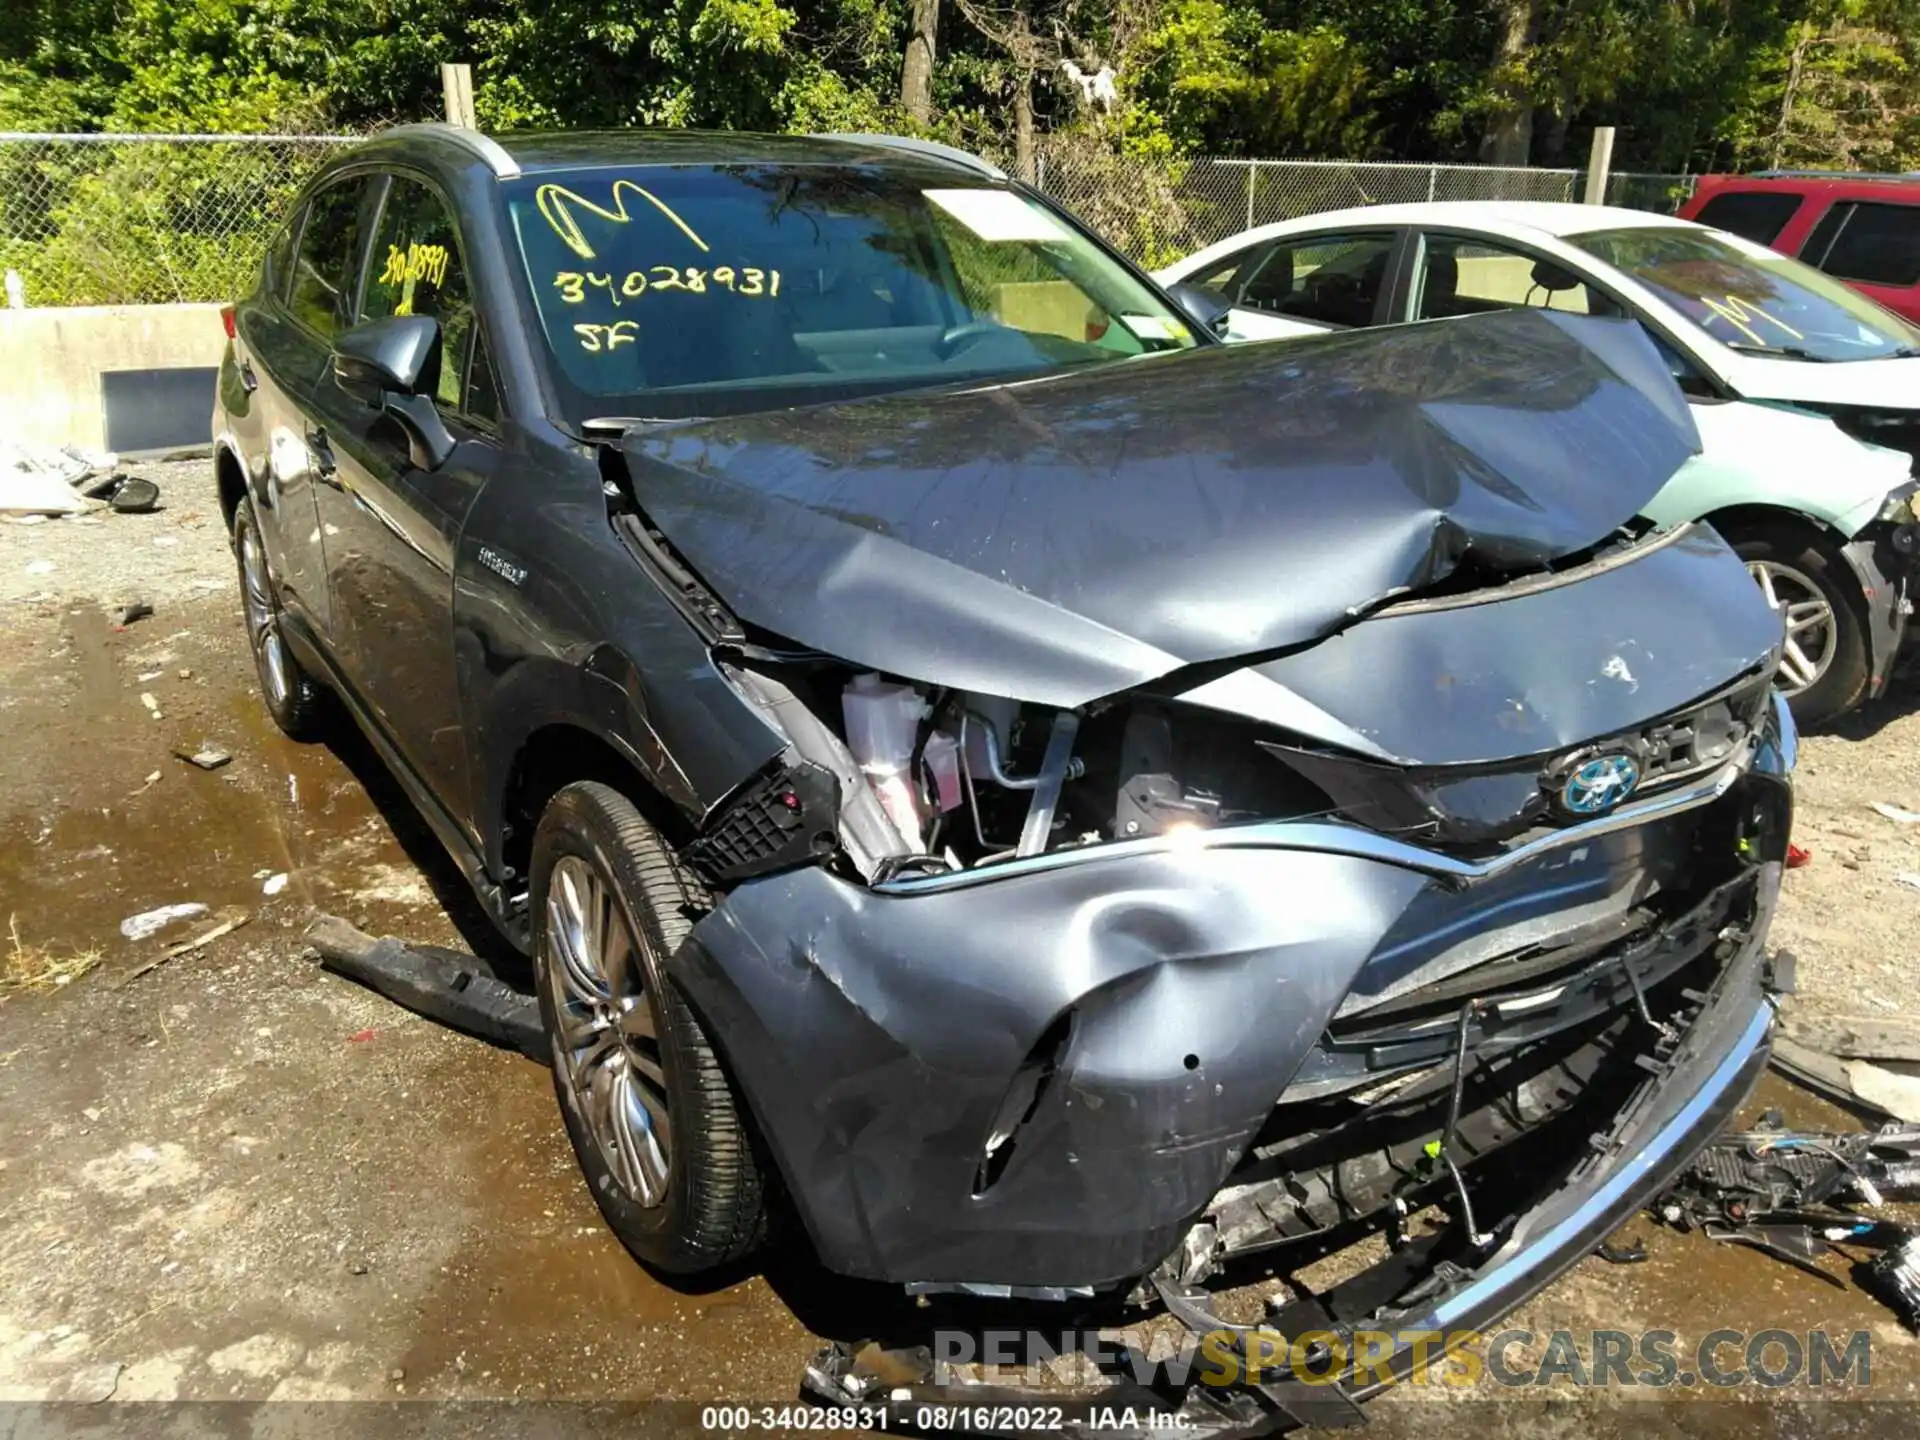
[288,176,373,339]
[1692,191,1803,247]
[1807,201,1920,288]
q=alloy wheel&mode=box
[1746,558,1837,696]
[547,854,672,1207]
[239,523,291,708]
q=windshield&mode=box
[504,165,1197,419]
[1567,224,1920,362]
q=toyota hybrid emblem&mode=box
[1559,752,1642,816]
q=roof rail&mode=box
[1750,168,1920,182]
[373,122,521,179]
[812,133,1005,181]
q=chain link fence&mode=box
[0,132,1697,306]
[0,133,355,307]
[1038,150,1698,268]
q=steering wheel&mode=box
[936,320,1005,360]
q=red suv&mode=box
[1679,172,1920,323]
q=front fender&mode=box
[1644,400,1909,538]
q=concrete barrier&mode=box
[0,303,225,452]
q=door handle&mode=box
[306,426,341,486]
[238,357,258,393]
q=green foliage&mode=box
[6,0,1920,305]
[9,0,1916,171]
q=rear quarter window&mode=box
[1691,190,1803,246]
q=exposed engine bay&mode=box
[684,606,1778,892]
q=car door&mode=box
[304,170,504,819]
[1793,198,1920,323]
[230,185,374,644]
[1183,232,1403,341]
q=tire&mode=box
[232,494,327,738]
[1729,523,1871,729]
[530,781,768,1275]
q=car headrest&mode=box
[1531,259,1581,293]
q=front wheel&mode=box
[1730,524,1870,728]
[530,781,768,1275]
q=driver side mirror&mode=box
[1165,281,1232,338]
[331,315,456,471]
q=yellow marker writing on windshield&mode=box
[537,182,710,260]
[552,266,781,304]
[574,320,639,353]
[1699,295,1804,348]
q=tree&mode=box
[901,0,939,120]
[1478,0,1540,164]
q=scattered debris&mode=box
[128,770,162,798]
[1846,1062,1920,1123]
[139,692,161,721]
[1770,1036,1894,1118]
[115,600,153,628]
[1872,801,1920,825]
[348,1028,376,1044]
[0,470,83,516]
[1,436,116,515]
[25,559,53,575]
[307,914,545,1060]
[1867,1234,1920,1332]
[109,477,160,515]
[122,909,251,983]
[2,915,105,995]
[1786,842,1812,869]
[1898,872,1920,894]
[261,872,289,897]
[172,744,231,772]
[1781,1013,1920,1063]
[1657,1119,1920,1321]
[119,902,209,942]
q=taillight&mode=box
[220,303,237,340]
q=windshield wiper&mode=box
[1722,342,1838,362]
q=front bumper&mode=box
[673,692,1795,1292]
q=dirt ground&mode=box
[3,459,1920,1436]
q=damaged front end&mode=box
[598,308,1796,1422]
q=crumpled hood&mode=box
[623,308,1699,708]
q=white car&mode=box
[1155,201,1920,724]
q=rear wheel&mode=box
[530,781,768,1275]
[233,495,326,738]
[1729,524,1870,728]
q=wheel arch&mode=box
[214,440,249,532]
[1700,503,1849,550]
[497,719,696,899]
